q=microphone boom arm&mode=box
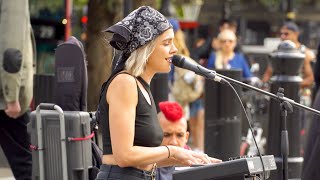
[215,73,320,116]
[195,67,226,84]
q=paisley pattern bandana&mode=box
[104,6,172,56]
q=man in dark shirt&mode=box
[156,101,189,180]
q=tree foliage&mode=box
[74,0,89,7]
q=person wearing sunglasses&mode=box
[207,29,252,79]
[262,21,315,88]
[211,18,239,53]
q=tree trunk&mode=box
[86,0,122,111]
[86,0,157,111]
[133,0,157,8]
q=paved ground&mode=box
[0,147,14,179]
[0,168,14,180]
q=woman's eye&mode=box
[163,40,171,46]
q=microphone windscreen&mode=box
[172,55,185,68]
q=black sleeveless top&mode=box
[97,72,163,154]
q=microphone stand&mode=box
[277,88,292,180]
[214,73,320,180]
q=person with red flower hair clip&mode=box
[156,101,189,180]
[156,101,221,180]
[158,101,190,150]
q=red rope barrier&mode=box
[68,132,95,141]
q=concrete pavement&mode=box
[0,168,14,180]
[0,147,14,180]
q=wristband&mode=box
[164,145,170,158]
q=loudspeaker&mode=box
[204,69,242,161]
[151,73,169,112]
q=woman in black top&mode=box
[95,6,221,180]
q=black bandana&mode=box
[103,6,172,74]
[105,6,172,54]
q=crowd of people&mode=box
[2,2,320,180]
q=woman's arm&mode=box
[156,150,222,168]
[262,65,273,83]
[106,74,217,168]
[301,49,315,88]
[106,74,209,167]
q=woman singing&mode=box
[95,6,220,180]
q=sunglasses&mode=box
[280,32,289,36]
[220,39,234,43]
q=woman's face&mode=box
[220,37,236,53]
[146,29,177,73]
[218,30,237,54]
[280,27,298,42]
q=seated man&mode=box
[156,101,221,180]
[156,101,189,180]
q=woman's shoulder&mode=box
[208,51,216,61]
[106,72,139,106]
[209,51,216,57]
[109,72,137,90]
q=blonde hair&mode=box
[214,51,223,69]
[217,29,237,41]
[215,29,237,69]
[173,29,190,57]
[125,38,158,77]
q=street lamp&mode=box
[181,0,203,21]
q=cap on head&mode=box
[103,6,172,55]
[169,18,180,33]
[282,21,299,32]
[159,101,183,122]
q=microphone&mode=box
[171,55,227,84]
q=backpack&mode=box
[89,112,103,180]
[171,56,204,107]
[89,141,103,180]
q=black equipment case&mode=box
[30,103,93,180]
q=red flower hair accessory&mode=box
[159,101,183,122]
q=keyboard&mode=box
[173,155,277,180]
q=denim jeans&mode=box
[96,164,155,180]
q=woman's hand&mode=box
[169,146,222,166]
